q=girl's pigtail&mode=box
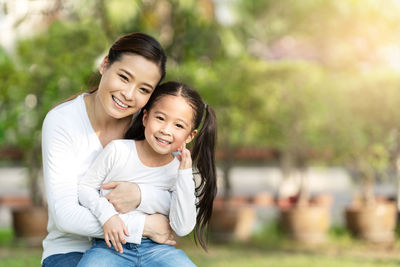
[191,104,218,250]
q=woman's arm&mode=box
[102,182,171,215]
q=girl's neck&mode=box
[84,93,131,147]
[136,140,174,167]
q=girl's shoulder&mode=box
[105,139,136,154]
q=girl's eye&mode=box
[119,74,129,82]
[176,124,184,129]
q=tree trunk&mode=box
[396,155,400,211]
[222,146,233,200]
[362,177,375,207]
[278,150,295,199]
[297,167,309,207]
[26,146,43,206]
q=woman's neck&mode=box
[84,93,131,147]
[136,140,174,167]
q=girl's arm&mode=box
[169,145,197,236]
[42,114,145,241]
[169,169,197,236]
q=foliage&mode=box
[2,21,108,205]
[2,0,400,201]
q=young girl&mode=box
[77,81,217,266]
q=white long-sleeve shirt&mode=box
[78,140,197,241]
[41,94,173,261]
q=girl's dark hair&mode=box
[58,32,166,105]
[125,81,217,250]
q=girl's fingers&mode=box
[123,225,130,237]
[110,236,118,252]
[119,231,126,245]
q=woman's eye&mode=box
[140,88,151,94]
[156,116,164,121]
[119,74,129,81]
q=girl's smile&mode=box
[142,95,197,156]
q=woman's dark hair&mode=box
[125,81,218,250]
[105,32,166,83]
[58,32,166,105]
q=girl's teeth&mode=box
[157,138,170,144]
[113,96,128,108]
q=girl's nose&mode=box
[160,125,172,135]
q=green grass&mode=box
[1,226,400,267]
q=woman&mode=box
[41,32,190,267]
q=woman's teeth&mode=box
[112,96,128,108]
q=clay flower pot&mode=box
[210,196,256,242]
[345,200,396,243]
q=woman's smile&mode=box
[112,95,129,109]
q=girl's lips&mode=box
[155,137,171,145]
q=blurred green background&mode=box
[2,0,400,266]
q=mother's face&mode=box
[97,53,161,119]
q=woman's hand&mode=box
[143,213,176,246]
[103,214,129,253]
[102,182,141,213]
[177,144,192,170]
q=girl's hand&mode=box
[177,144,192,170]
[143,213,176,246]
[103,214,129,253]
[102,181,141,213]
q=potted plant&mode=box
[261,63,333,244]
[341,78,399,243]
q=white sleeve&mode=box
[42,114,145,240]
[78,142,119,225]
[169,168,197,236]
[136,184,171,215]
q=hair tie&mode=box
[204,103,208,110]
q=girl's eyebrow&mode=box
[154,111,189,127]
[119,68,154,89]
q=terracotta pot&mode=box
[345,201,396,243]
[12,205,48,247]
[210,200,255,242]
[280,205,330,244]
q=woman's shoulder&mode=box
[43,94,86,131]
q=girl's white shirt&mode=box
[78,139,197,242]
[41,94,194,262]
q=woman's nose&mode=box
[121,86,135,100]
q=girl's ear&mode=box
[142,109,148,127]
[185,129,197,144]
[99,56,109,75]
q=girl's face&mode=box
[142,95,197,155]
[97,53,161,119]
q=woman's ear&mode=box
[142,110,148,127]
[185,129,197,144]
[99,56,109,75]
